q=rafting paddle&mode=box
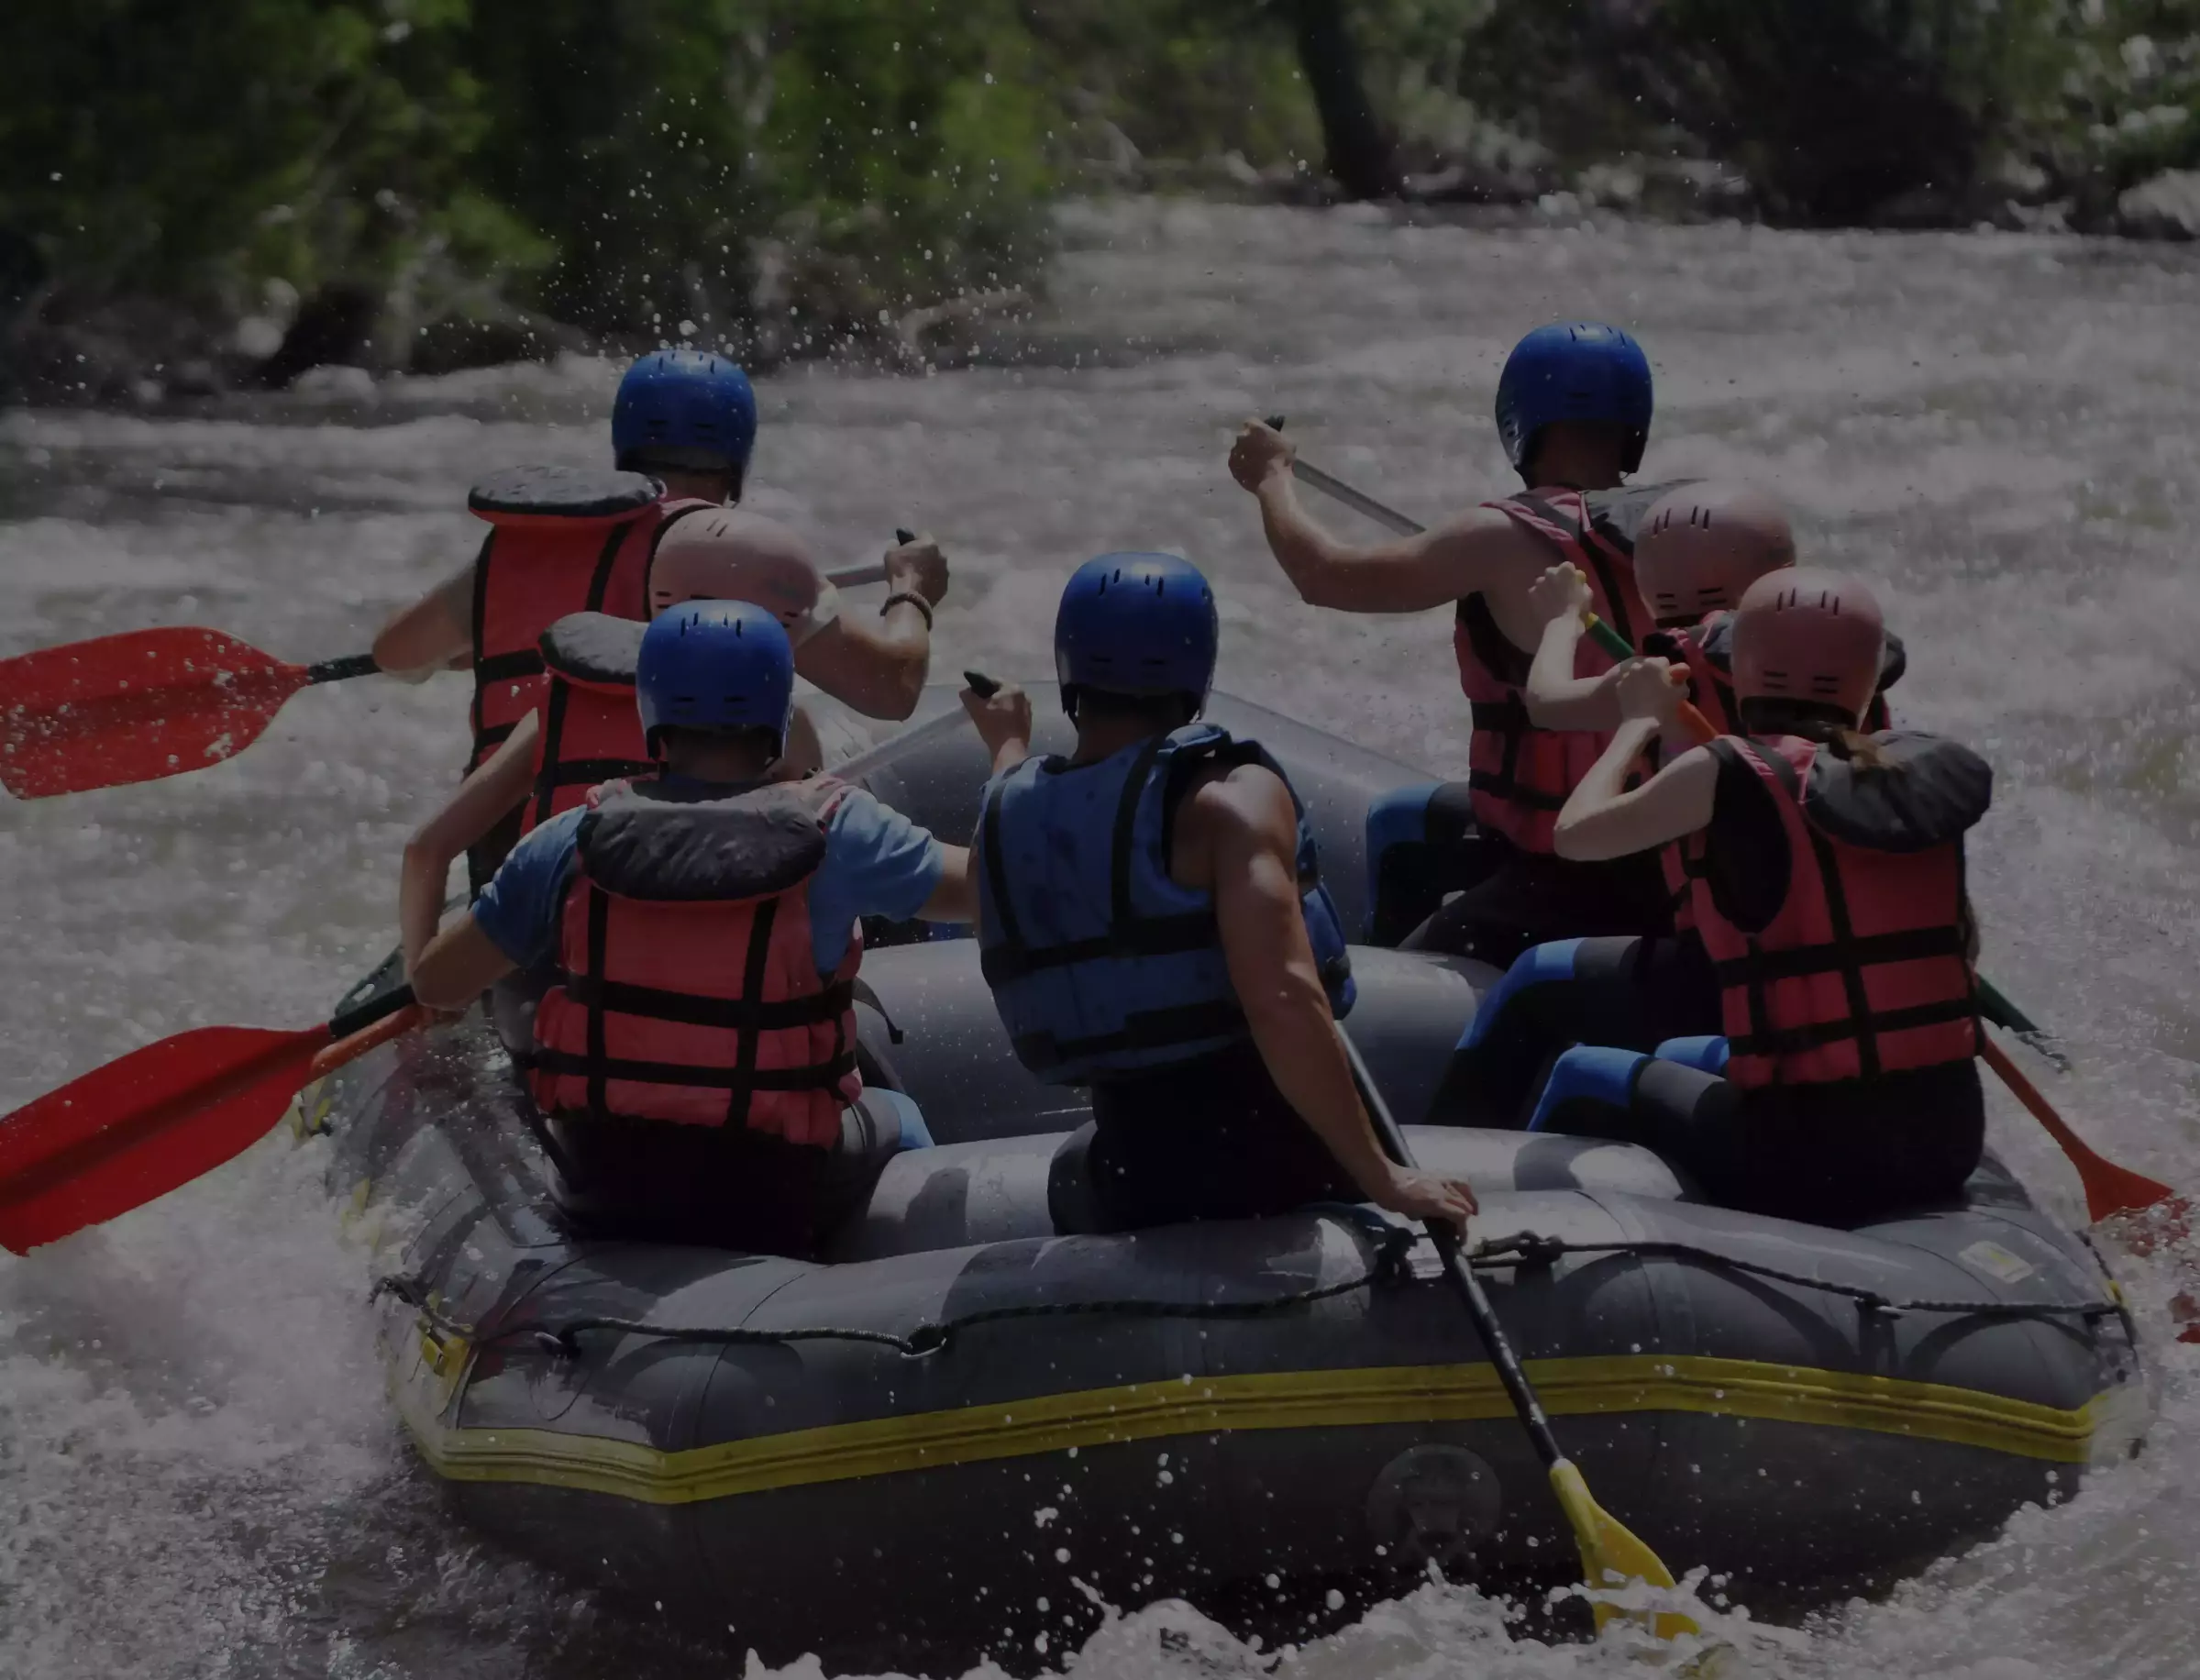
[1338,1026,1697,1641]
[0,986,423,1253]
[0,522,920,801]
[0,628,381,800]
[1281,451,2187,1230]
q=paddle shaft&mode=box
[1335,1027,1568,1470]
[304,653,381,685]
[823,528,918,591]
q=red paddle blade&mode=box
[0,1023,324,1253]
[0,627,309,799]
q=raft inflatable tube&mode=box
[306,701,2149,1672]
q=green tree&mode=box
[0,0,531,320]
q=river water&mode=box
[3,199,2197,1679]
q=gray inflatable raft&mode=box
[305,696,2150,1671]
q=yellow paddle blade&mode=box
[1548,1460,1700,1641]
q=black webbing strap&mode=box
[1465,691,1569,811]
[532,1048,858,1094]
[1711,924,1968,987]
[565,974,850,1033]
[725,899,779,1125]
[584,885,611,1119]
[1012,997,1250,1074]
[582,519,636,612]
[1107,734,1173,932]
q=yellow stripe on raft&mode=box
[394,1352,2116,1506]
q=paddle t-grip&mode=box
[895,527,916,545]
[963,670,1001,700]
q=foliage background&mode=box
[0,0,2194,397]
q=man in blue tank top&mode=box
[963,553,1476,1234]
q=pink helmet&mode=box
[646,508,822,634]
[1731,568,1885,724]
[1634,482,1795,626]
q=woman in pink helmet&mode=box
[1503,569,1993,1224]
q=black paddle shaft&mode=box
[328,984,416,1040]
[1337,1027,1569,1474]
[305,653,381,685]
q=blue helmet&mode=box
[1493,322,1653,476]
[636,601,794,754]
[612,350,758,482]
[1055,553,1220,716]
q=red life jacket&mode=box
[464,467,711,772]
[1456,485,1664,853]
[1689,734,1983,1089]
[524,613,654,836]
[1642,612,1739,932]
[529,779,862,1144]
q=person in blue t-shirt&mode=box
[410,601,978,1255]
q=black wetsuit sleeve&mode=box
[1699,741,1791,934]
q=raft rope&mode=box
[1471,1231,2128,1325]
[370,1219,2122,1364]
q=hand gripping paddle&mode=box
[1338,1026,1697,1641]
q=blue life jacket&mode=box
[976,723,1354,1085]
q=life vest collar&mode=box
[1800,733,1992,855]
[538,611,646,692]
[468,465,665,528]
[577,780,834,903]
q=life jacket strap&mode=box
[1012,998,1251,1076]
[1727,997,1978,1060]
[530,1047,859,1093]
[564,973,853,1032]
[1709,923,1967,986]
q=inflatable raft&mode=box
[305,691,2150,1671]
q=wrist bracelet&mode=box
[881,591,934,629]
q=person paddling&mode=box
[1230,322,1691,963]
[396,509,907,989]
[1431,487,1918,1125]
[406,602,978,1256]
[961,553,1476,1234]
[372,348,948,885]
[1517,570,1992,1223]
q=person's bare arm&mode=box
[373,564,473,680]
[791,534,946,720]
[914,844,977,923]
[411,916,519,1012]
[1184,766,1476,1230]
[1522,563,1627,730]
[400,714,537,974]
[1553,659,1719,860]
[797,613,927,720]
[1228,420,1541,614]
